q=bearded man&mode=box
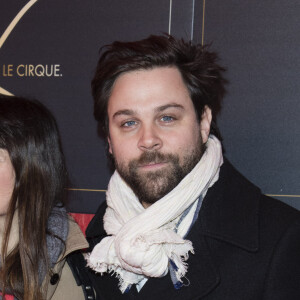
[77,35,300,299]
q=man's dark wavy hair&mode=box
[92,34,226,140]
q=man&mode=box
[84,35,300,299]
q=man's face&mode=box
[107,67,211,207]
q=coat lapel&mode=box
[199,160,260,252]
[181,216,221,299]
[163,159,261,299]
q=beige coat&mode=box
[44,217,89,300]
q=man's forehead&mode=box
[107,67,192,116]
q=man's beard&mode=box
[114,140,205,206]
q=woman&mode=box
[0,95,88,300]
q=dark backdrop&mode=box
[0,0,299,212]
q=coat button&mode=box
[50,273,59,285]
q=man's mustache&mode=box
[131,151,178,166]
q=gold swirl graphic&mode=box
[0,0,38,95]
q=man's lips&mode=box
[138,161,168,170]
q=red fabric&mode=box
[69,213,95,236]
[0,292,14,300]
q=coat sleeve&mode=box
[263,218,300,300]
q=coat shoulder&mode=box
[258,194,300,247]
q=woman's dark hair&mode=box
[0,95,67,300]
[92,34,226,141]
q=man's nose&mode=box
[137,125,162,151]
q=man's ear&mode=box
[108,136,113,154]
[200,106,212,143]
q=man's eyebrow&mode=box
[112,109,135,119]
[112,104,184,119]
[155,103,184,112]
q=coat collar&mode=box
[198,159,260,252]
[164,159,261,298]
[63,216,89,258]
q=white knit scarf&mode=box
[87,135,223,293]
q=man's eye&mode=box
[122,120,136,127]
[161,115,174,122]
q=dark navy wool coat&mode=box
[84,160,300,300]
